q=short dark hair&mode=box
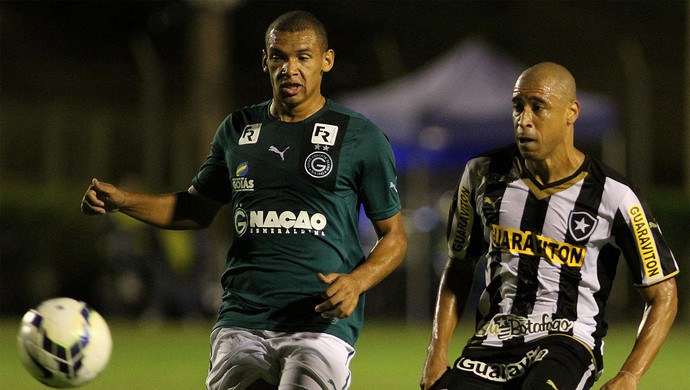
[265,10,329,52]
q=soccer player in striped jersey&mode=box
[421,62,678,390]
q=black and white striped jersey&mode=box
[447,144,679,371]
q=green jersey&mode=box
[192,99,401,346]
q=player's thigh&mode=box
[275,332,355,390]
[206,327,279,390]
[428,368,508,390]
[521,339,596,390]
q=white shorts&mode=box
[206,327,355,390]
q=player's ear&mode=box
[321,49,334,73]
[262,50,268,73]
[566,99,580,125]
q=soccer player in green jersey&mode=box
[82,10,407,390]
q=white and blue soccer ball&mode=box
[16,297,112,388]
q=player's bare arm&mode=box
[421,259,474,389]
[81,178,223,230]
[315,211,407,319]
[600,277,678,390]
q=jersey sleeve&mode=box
[354,124,401,221]
[191,116,233,204]
[611,188,679,286]
[447,159,486,261]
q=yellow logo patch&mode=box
[450,186,473,253]
[628,205,662,279]
[490,225,585,267]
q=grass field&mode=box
[1,317,688,389]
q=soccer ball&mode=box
[16,297,112,388]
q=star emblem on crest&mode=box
[574,217,591,233]
[567,211,598,241]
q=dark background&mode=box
[2,1,687,183]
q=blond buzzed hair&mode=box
[517,62,577,101]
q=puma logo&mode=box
[483,196,502,211]
[546,379,559,389]
[268,146,290,161]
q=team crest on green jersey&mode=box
[298,112,349,191]
[304,151,333,178]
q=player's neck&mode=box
[525,150,585,185]
[270,96,326,122]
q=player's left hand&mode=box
[315,272,362,319]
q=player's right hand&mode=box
[420,356,449,390]
[80,178,124,215]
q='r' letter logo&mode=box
[312,123,338,146]
[239,124,262,145]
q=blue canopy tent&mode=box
[338,38,619,171]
